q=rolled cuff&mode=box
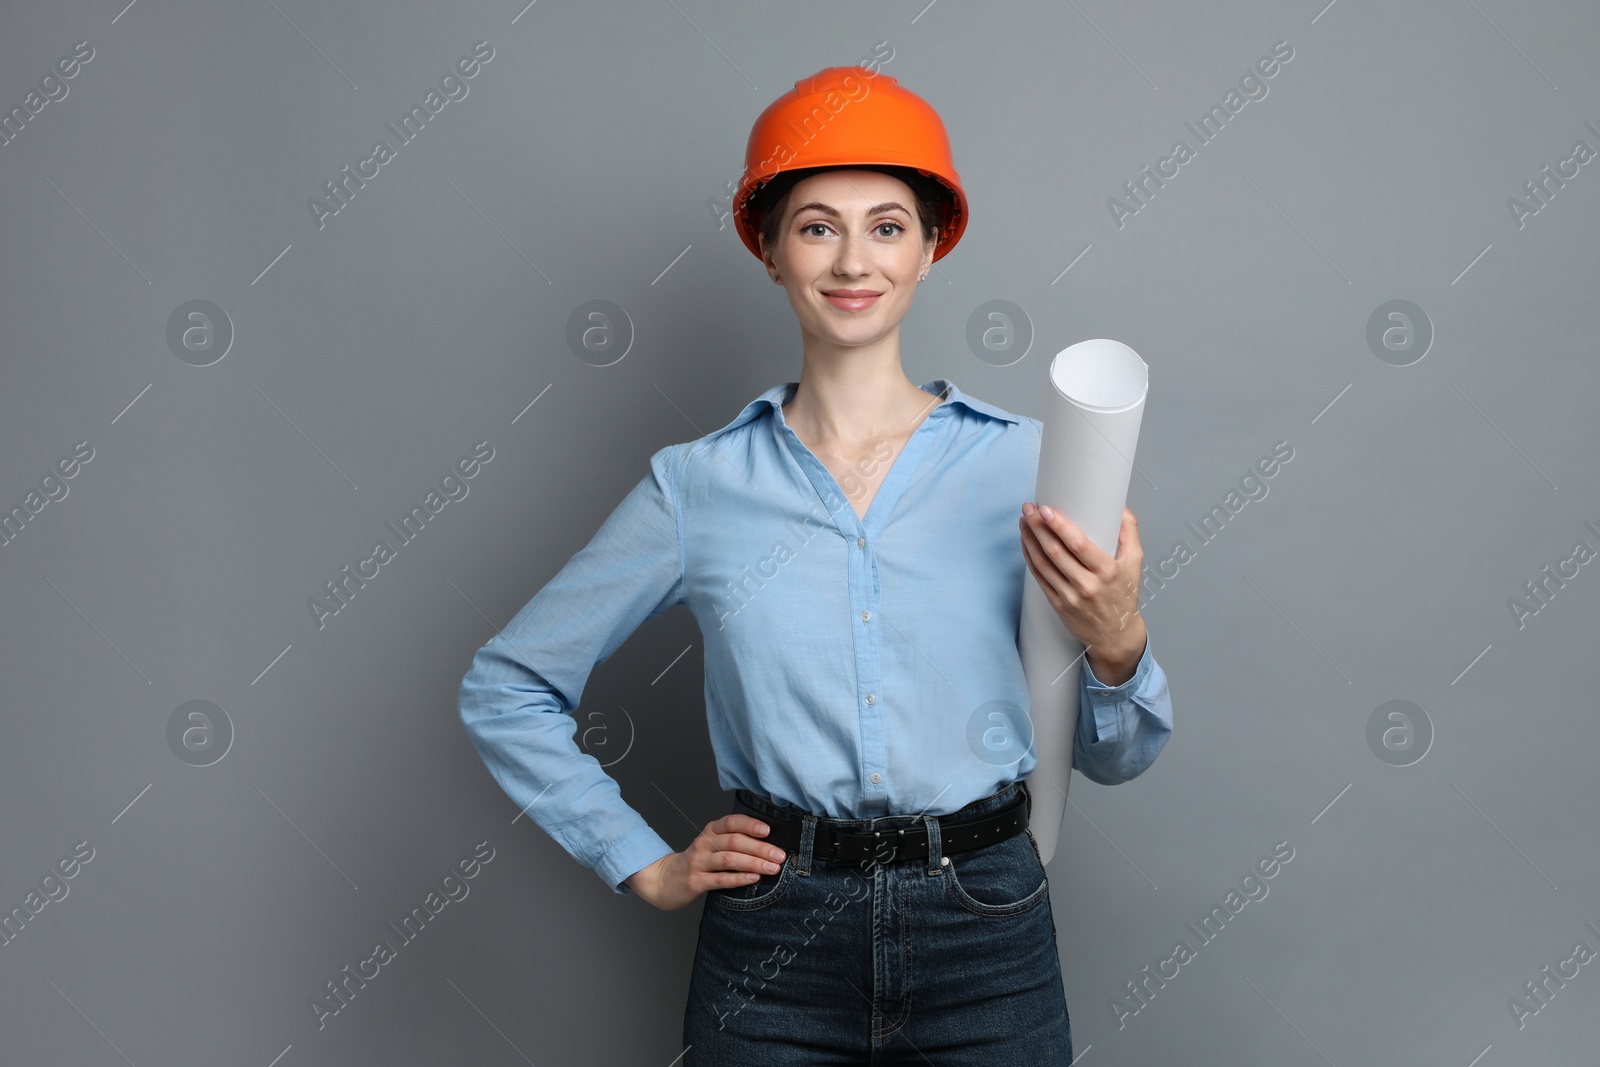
[1081,635,1154,743]
[593,823,676,896]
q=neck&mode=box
[782,329,941,446]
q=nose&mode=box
[831,225,870,279]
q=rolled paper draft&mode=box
[1021,339,1149,866]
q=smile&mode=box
[822,292,882,311]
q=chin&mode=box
[830,331,895,350]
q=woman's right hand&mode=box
[624,814,788,911]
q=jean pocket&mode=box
[707,854,796,913]
[944,831,1049,917]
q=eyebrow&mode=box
[789,200,913,221]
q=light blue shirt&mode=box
[458,379,1173,894]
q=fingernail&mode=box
[1040,504,1056,520]
[757,823,769,834]
[1022,502,1034,515]
[764,861,780,873]
[772,849,786,861]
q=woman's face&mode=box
[759,169,936,350]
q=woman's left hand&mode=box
[1019,502,1148,686]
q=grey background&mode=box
[1,0,1595,1064]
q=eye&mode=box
[875,221,906,238]
[800,222,832,238]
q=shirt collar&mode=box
[705,378,1021,442]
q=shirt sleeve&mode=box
[1072,630,1173,785]
[457,445,685,895]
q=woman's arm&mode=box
[1021,500,1174,784]
[457,445,685,894]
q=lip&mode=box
[821,289,883,311]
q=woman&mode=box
[458,66,1173,1064]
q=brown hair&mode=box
[751,165,947,259]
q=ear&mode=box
[758,232,779,280]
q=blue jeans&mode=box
[683,780,1073,1065]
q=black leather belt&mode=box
[734,786,1030,867]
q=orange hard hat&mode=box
[731,65,968,263]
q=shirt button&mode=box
[857,537,866,548]
[865,693,875,705]
[861,610,871,622]
[870,772,881,784]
